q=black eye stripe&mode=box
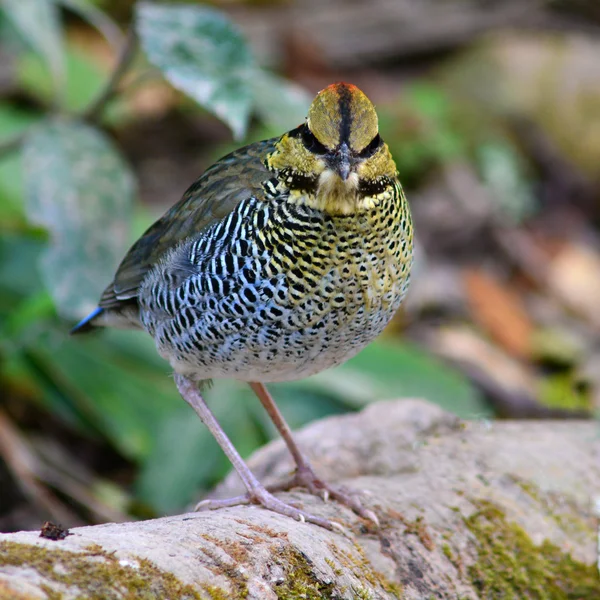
[288,124,329,155]
[288,124,381,158]
[357,133,382,158]
[301,125,329,155]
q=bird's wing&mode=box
[99,138,277,310]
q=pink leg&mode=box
[174,375,337,530]
[249,382,379,526]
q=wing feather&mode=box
[98,138,276,311]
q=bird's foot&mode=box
[268,464,379,527]
[195,486,342,532]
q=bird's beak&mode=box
[335,143,352,181]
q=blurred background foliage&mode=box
[0,0,598,531]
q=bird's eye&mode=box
[357,134,382,158]
[300,125,329,155]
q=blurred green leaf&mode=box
[250,71,310,134]
[0,234,45,301]
[406,82,450,121]
[405,84,464,163]
[136,2,255,139]
[0,103,40,142]
[2,291,54,339]
[477,140,536,224]
[537,373,591,412]
[136,405,222,513]
[0,234,174,456]
[17,45,108,113]
[309,340,490,418]
[136,380,267,513]
[43,330,180,458]
[0,104,41,223]
[1,0,65,99]
[22,119,135,318]
[381,82,466,185]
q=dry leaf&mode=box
[430,325,537,395]
[463,268,534,359]
[546,243,600,330]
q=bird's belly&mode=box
[139,191,413,382]
[146,253,409,383]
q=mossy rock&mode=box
[0,541,206,600]
[465,499,599,599]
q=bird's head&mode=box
[267,83,397,215]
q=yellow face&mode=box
[267,83,397,215]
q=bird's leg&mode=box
[174,374,336,530]
[249,382,379,526]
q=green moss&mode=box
[327,541,403,599]
[0,535,405,599]
[204,585,236,600]
[440,540,464,574]
[537,373,591,411]
[511,476,594,539]
[442,543,453,560]
[40,586,62,600]
[384,509,435,552]
[270,540,402,599]
[0,541,203,599]
[270,546,337,599]
[352,587,374,599]
[324,557,343,577]
[465,499,600,599]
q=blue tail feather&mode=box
[70,307,104,335]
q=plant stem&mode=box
[0,27,137,161]
[83,26,138,123]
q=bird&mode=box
[72,82,413,530]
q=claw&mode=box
[330,521,349,536]
[193,488,336,530]
[265,472,378,528]
[362,509,380,527]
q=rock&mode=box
[0,399,598,599]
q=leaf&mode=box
[135,405,228,513]
[41,330,181,459]
[477,140,536,223]
[22,119,135,318]
[537,373,590,412]
[250,71,311,133]
[0,103,41,223]
[406,82,450,121]
[17,45,109,114]
[0,234,45,300]
[463,268,534,360]
[1,0,66,97]
[136,2,255,139]
[309,340,490,418]
[546,243,600,330]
